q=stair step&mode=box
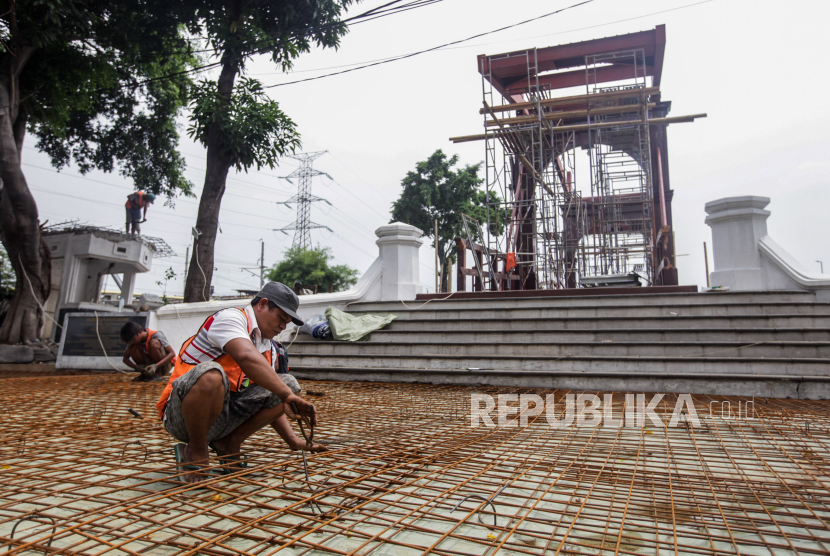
[346,302,830,320]
[289,352,830,375]
[378,315,830,331]
[347,290,818,312]
[290,340,830,358]
[355,328,830,343]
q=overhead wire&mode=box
[262,0,595,88]
[187,0,440,55]
[130,0,449,87]
[263,0,716,78]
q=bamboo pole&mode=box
[450,113,707,144]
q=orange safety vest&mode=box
[155,308,273,419]
[125,191,146,209]
[144,329,177,365]
[506,252,517,273]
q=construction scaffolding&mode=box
[1,372,830,555]
[451,26,705,291]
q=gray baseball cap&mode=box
[257,281,303,326]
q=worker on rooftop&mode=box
[125,190,155,236]
[120,322,176,382]
[156,281,323,483]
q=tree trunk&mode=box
[440,255,453,293]
[437,243,455,294]
[183,58,238,303]
[0,46,50,343]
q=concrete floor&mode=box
[1,373,829,555]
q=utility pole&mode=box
[703,242,710,288]
[276,151,332,249]
[184,246,190,289]
[260,240,265,289]
[434,219,439,293]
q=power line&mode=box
[188,1,443,54]
[261,0,716,76]
[263,0,594,88]
[438,0,716,52]
[130,0,449,88]
[23,164,293,226]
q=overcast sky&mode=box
[22,0,830,297]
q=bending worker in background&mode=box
[125,190,155,236]
[121,322,176,382]
[156,281,324,483]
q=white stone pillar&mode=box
[375,222,424,301]
[120,271,137,307]
[704,196,770,290]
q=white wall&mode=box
[155,222,423,350]
[706,196,830,300]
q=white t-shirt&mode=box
[180,305,275,368]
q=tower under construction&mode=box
[451,25,705,291]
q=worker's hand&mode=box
[139,219,147,223]
[284,393,317,427]
[134,364,146,373]
[145,363,158,375]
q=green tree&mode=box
[0,0,196,344]
[391,150,507,292]
[0,248,15,298]
[267,246,358,293]
[182,0,358,303]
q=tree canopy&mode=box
[391,149,507,292]
[0,0,198,344]
[18,0,197,196]
[182,0,359,302]
[267,246,358,293]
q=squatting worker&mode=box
[156,281,323,483]
[125,190,155,236]
[121,322,176,382]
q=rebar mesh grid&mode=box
[2,374,830,555]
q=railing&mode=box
[455,238,520,292]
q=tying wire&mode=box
[9,512,56,548]
[450,483,509,528]
[289,400,323,514]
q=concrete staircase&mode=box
[288,290,830,399]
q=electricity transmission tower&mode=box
[276,151,332,249]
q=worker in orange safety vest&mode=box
[125,190,155,236]
[156,281,323,484]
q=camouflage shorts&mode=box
[162,361,301,443]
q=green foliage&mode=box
[0,249,15,298]
[266,246,358,293]
[188,78,300,171]
[186,0,357,74]
[9,0,199,198]
[155,267,177,304]
[182,0,358,173]
[391,149,508,264]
